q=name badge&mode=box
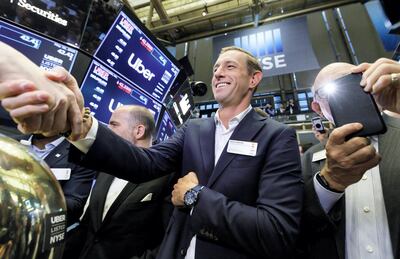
[51,168,71,180]
[227,140,258,157]
[312,149,326,162]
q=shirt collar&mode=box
[214,105,252,128]
[32,136,65,151]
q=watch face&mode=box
[184,190,196,206]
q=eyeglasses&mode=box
[314,88,328,100]
[314,83,337,100]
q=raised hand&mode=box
[352,58,400,114]
[321,123,381,192]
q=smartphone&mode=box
[327,73,386,138]
[312,116,326,133]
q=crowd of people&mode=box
[1,41,400,259]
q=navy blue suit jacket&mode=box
[70,109,303,259]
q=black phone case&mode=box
[328,73,387,138]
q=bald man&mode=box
[66,105,174,259]
[299,59,400,259]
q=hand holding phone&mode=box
[327,73,386,138]
[312,116,325,133]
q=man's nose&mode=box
[213,67,224,78]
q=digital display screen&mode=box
[166,86,194,126]
[80,0,123,54]
[94,11,180,102]
[0,19,78,71]
[80,60,163,124]
[0,0,92,46]
[156,110,176,143]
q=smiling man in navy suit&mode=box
[0,45,304,259]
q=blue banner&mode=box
[213,16,320,77]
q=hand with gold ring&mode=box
[351,58,400,114]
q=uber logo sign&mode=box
[128,53,156,81]
[234,28,286,70]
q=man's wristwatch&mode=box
[184,185,204,207]
[316,172,342,193]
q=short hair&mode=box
[219,46,262,75]
[119,105,155,140]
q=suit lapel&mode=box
[43,140,69,166]
[198,118,216,185]
[101,182,138,225]
[207,110,266,187]
[89,173,114,231]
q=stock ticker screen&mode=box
[94,11,180,103]
[80,60,163,124]
[0,19,78,71]
[156,110,176,143]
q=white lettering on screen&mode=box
[260,54,287,70]
[128,53,156,81]
[17,0,68,26]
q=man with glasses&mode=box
[298,59,400,259]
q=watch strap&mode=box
[316,172,343,193]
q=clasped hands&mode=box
[0,68,84,140]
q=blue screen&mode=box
[80,60,162,124]
[156,110,176,143]
[0,19,78,71]
[94,11,180,102]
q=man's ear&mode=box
[250,71,263,90]
[311,101,322,114]
[134,124,146,140]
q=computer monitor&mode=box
[93,8,181,103]
[166,81,194,127]
[0,0,92,47]
[0,18,78,71]
[155,109,177,143]
[80,60,163,124]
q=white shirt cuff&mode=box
[313,173,344,213]
[69,117,99,154]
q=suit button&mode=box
[180,249,186,256]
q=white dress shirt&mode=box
[22,136,65,160]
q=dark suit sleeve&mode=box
[61,163,96,225]
[190,127,303,258]
[296,146,344,258]
[301,146,344,230]
[69,123,185,183]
